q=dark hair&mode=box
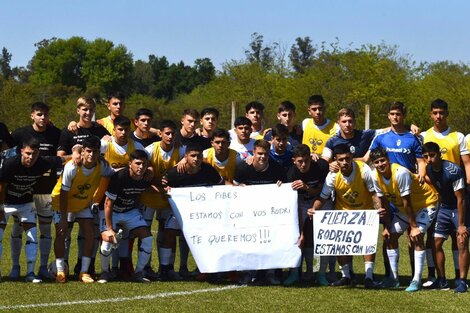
[211,128,230,141]
[245,101,265,113]
[185,143,203,154]
[431,99,448,111]
[200,107,219,119]
[369,148,388,162]
[422,142,441,154]
[234,116,252,127]
[292,144,311,158]
[107,91,125,102]
[271,124,289,138]
[254,139,270,151]
[308,95,325,106]
[182,108,200,119]
[31,102,49,113]
[158,119,177,131]
[130,149,149,161]
[113,116,131,128]
[22,137,40,150]
[333,144,351,157]
[134,108,153,120]
[278,101,296,113]
[389,101,406,115]
[82,136,101,150]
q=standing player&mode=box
[97,92,127,134]
[422,142,470,292]
[264,101,302,148]
[175,109,205,153]
[197,107,219,149]
[0,122,13,152]
[269,124,293,172]
[229,117,255,162]
[131,108,160,147]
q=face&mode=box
[388,109,405,127]
[129,158,147,178]
[338,115,355,136]
[114,124,130,142]
[77,105,95,123]
[335,153,353,173]
[31,110,49,128]
[81,146,100,166]
[277,110,296,128]
[422,151,441,167]
[430,108,448,126]
[246,108,262,125]
[21,146,40,167]
[160,127,175,146]
[293,156,311,173]
[272,135,288,153]
[211,136,230,155]
[253,146,269,167]
[181,115,197,134]
[200,114,218,132]
[307,103,325,124]
[234,124,252,141]
[134,115,152,133]
[372,156,390,175]
[185,150,203,169]
[107,97,124,117]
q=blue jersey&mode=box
[264,126,302,150]
[426,160,465,208]
[324,129,375,159]
[269,149,293,173]
[369,130,422,172]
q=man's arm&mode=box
[0,182,6,223]
[455,188,468,244]
[402,194,420,241]
[102,197,116,242]
[462,154,470,186]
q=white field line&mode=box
[0,285,246,310]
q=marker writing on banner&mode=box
[320,211,367,225]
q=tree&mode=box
[245,33,276,70]
[289,37,316,73]
[131,60,155,95]
[0,47,13,79]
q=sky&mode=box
[1,0,470,69]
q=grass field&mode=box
[0,220,469,313]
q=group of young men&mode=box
[0,93,469,293]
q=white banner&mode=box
[313,210,379,256]
[168,184,301,273]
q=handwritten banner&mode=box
[168,184,301,273]
[313,210,379,256]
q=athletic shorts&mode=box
[2,202,36,225]
[53,207,94,224]
[142,205,167,226]
[99,208,147,233]
[390,207,436,234]
[434,206,470,239]
[155,207,180,230]
[33,194,53,218]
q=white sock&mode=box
[56,258,65,272]
[364,261,375,279]
[159,248,172,266]
[340,263,351,278]
[136,236,152,273]
[25,227,38,274]
[100,241,113,272]
[387,249,399,279]
[39,222,52,267]
[426,249,435,267]
[81,256,91,273]
[10,221,22,267]
[413,250,426,283]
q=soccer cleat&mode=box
[79,272,95,283]
[97,271,113,284]
[38,265,50,280]
[144,267,160,280]
[56,271,67,283]
[134,271,151,283]
[364,278,380,289]
[8,265,20,279]
[405,280,421,292]
[266,272,281,285]
[422,276,436,288]
[316,272,329,286]
[178,266,191,279]
[283,270,300,286]
[331,277,352,287]
[454,280,468,293]
[425,277,450,290]
[380,277,400,288]
[25,272,42,283]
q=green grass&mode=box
[0,220,469,312]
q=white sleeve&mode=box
[100,160,115,177]
[320,172,336,199]
[301,118,309,131]
[203,149,209,158]
[453,177,465,192]
[371,171,384,197]
[321,147,333,160]
[134,141,149,157]
[100,140,108,154]
[105,191,117,201]
[361,163,375,193]
[395,168,412,197]
[458,132,469,155]
[145,143,155,158]
[61,162,78,191]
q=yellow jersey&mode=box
[422,128,463,165]
[334,161,374,211]
[302,118,337,154]
[103,139,136,169]
[205,148,237,183]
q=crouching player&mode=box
[98,150,154,283]
[370,148,438,292]
[52,136,114,283]
[307,144,384,288]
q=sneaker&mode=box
[56,271,67,283]
[179,266,191,279]
[134,271,151,283]
[8,265,20,279]
[454,280,468,293]
[422,276,436,288]
[38,265,50,280]
[97,271,113,284]
[79,272,95,283]
[283,270,300,286]
[364,278,380,289]
[266,272,281,285]
[25,272,42,283]
[380,277,400,288]
[405,280,421,292]
[331,277,352,287]
[144,267,160,280]
[239,272,253,285]
[425,277,450,290]
[316,272,329,286]
[110,267,119,280]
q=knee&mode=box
[100,241,113,256]
[140,236,153,254]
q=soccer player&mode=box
[97,91,127,134]
[422,142,470,292]
[131,108,160,147]
[174,109,205,153]
[0,137,66,282]
[307,144,383,289]
[229,117,255,162]
[197,107,219,149]
[0,122,13,152]
[9,102,61,279]
[98,150,155,283]
[264,101,302,148]
[269,124,293,172]
[51,136,114,283]
[370,148,438,292]
[229,102,265,141]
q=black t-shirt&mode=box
[106,168,151,213]
[0,123,13,149]
[129,131,160,148]
[174,131,205,150]
[166,162,223,187]
[287,158,329,201]
[0,155,63,204]
[57,122,110,154]
[234,160,287,185]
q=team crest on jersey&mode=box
[440,147,448,154]
[396,139,401,147]
[350,146,356,154]
[309,139,323,151]
[73,183,92,199]
[343,190,359,203]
